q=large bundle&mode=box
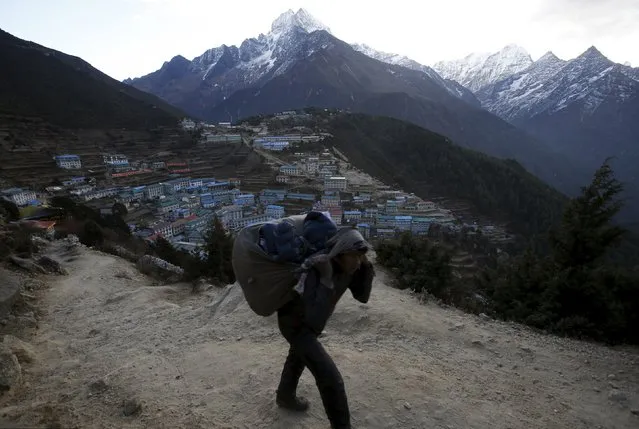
[232,212,337,316]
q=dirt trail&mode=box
[1,241,638,428]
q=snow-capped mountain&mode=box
[352,43,480,106]
[433,44,533,92]
[621,64,639,82]
[477,46,639,219]
[478,47,639,121]
[190,8,332,81]
[476,51,567,120]
[126,8,485,119]
[125,8,337,113]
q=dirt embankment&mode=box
[1,240,638,428]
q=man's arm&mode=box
[349,260,375,303]
[302,266,334,334]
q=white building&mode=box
[234,194,256,206]
[144,183,164,200]
[418,201,437,211]
[254,139,290,151]
[321,191,341,207]
[266,205,285,219]
[385,200,399,214]
[344,210,362,223]
[364,208,378,218]
[152,222,174,238]
[82,188,119,201]
[280,164,301,176]
[55,154,82,169]
[411,217,432,235]
[1,188,37,206]
[233,214,269,230]
[205,133,242,144]
[394,216,413,232]
[102,154,129,167]
[189,178,204,188]
[181,118,197,130]
[303,162,319,174]
[163,178,190,193]
[157,199,180,214]
[69,185,94,196]
[216,205,243,227]
[324,176,347,191]
[171,218,190,236]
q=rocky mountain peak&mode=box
[270,8,331,35]
[580,46,605,58]
[536,51,561,63]
[432,44,533,92]
[574,46,612,67]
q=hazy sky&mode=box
[1,0,637,80]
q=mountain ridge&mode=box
[124,9,340,119]
[351,43,480,106]
[0,28,182,129]
[476,45,639,221]
[125,8,487,117]
[433,44,533,92]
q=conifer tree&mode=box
[550,159,626,269]
[204,217,235,284]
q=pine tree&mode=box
[549,159,626,269]
[0,199,20,222]
[154,236,180,266]
[204,217,235,284]
[112,202,128,217]
[477,160,639,342]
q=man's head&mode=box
[334,249,368,275]
[330,232,371,275]
[326,227,372,275]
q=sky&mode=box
[1,0,637,80]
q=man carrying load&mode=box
[232,213,375,429]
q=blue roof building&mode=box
[55,154,82,169]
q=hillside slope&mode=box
[2,241,638,429]
[324,114,567,237]
[0,29,182,129]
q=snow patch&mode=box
[433,44,533,91]
[271,8,331,34]
[352,43,476,102]
[477,45,638,121]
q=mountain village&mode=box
[2,112,512,258]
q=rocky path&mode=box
[1,240,638,428]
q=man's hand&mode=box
[349,259,374,303]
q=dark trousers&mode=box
[277,298,351,429]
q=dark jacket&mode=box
[309,260,374,332]
[279,260,374,336]
[279,227,375,335]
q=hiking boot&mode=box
[276,394,310,412]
